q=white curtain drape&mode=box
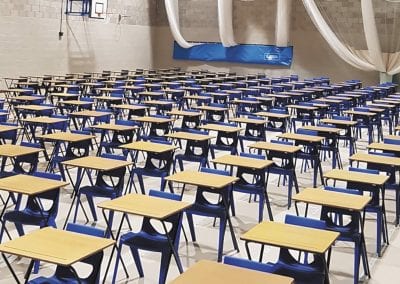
[218,0,237,47]
[302,0,375,71]
[164,0,200,48]
[303,0,400,75]
[361,0,385,72]
[275,0,292,47]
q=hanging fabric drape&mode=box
[164,0,200,48]
[303,0,400,75]
[217,0,237,47]
[361,0,386,72]
[275,0,292,47]
[302,0,375,71]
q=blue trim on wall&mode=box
[173,41,293,67]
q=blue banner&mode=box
[173,41,293,66]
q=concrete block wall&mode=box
[0,0,161,79]
[0,0,389,85]
[153,0,379,85]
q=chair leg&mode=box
[354,241,361,284]
[186,213,197,242]
[130,247,144,278]
[112,244,123,283]
[159,251,173,284]
[85,195,98,221]
[217,217,227,262]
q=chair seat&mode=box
[187,203,226,218]
[80,185,119,199]
[0,172,17,179]
[3,210,50,226]
[120,231,171,252]
[29,276,83,284]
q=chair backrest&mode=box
[223,256,276,273]
[0,122,18,144]
[383,138,400,145]
[347,167,380,206]
[95,154,126,196]
[236,153,266,188]
[53,223,105,283]
[12,142,41,174]
[144,140,174,172]
[139,190,183,243]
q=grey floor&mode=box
[0,117,399,284]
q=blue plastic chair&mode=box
[131,139,174,194]
[173,129,210,172]
[347,167,388,256]
[0,142,41,179]
[223,256,276,273]
[97,119,138,156]
[74,153,126,223]
[112,190,184,284]
[0,172,61,244]
[28,223,106,284]
[238,116,266,152]
[272,215,327,284]
[231,152,273,222]
[209,122,239,159]
[186,167,234,262]
[321,186,369,284]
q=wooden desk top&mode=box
[327,96,352,101]
[194,105,228,112]
[278,132,324,143]
[58,100,94,106]
[241,221,339,254]
[300,125,341,134]
[171,260,294,284]
[22,116,68,124]
[15,105,55,111]
[0,174,68,195]
[212,154,274,170]
[0,144,43,157]
[144,100,174,106]
[368,103,395,109]
[183,95,211,101]
[38,131,94,142]
[94,96,123,101]
[255,111,290,119]
[286,104,318,111]
[98,193,191,219]
[112,104,148,111]
[0,227,114,266]
[315,98,342,104]
[120,141,177,153]
[320,118,358,126]
[367,142,400,153]
[166,170,239,189]
[343,110,376,116]
[0,125,20,133]
[70,110,111,117]
[199,123,242,133]
[131,116,174,124]
[231,99,261,105]
[91,123,138,132]
[377,98,400,105]
[167,109,202,117]
[349,152,400,167]
[229,117,266,125]
[165,131,214,141]
[324,169,389,186]
[138,91,164,97]
[248,141,302,154]
[11,95,43,101]
[293,188,372,211]
[62,156,132,171]
[384,134,400,140]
